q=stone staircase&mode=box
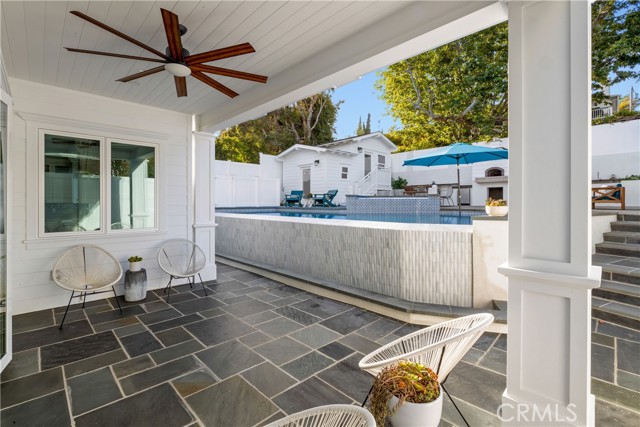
[592,211,640,331]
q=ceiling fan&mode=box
[65,8,268,98]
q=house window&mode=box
[378,155,386,167]
[42,131,157,234]
[341,166,348,179]
[486,167,504,177]
[111,142,156,230]
[44,134,101,233]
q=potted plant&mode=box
[485,198,508,216]
[367,360,442,427]
[128,256,143,272]
[391,177,408,196]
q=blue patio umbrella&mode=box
[403,142,509,212]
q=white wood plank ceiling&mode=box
[1,1,505,130]
[1,1,408,113]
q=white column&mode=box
[499,2,600,426]
[191,131,217,281]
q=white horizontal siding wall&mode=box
[9,78,192,314]
[282,150,326,196]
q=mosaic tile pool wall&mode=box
[215,214,473,307]
[345,195,440,214]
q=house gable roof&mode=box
[275,144,357,160]
[318,132,397,151]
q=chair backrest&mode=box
[440,186,453,197]
[325,189,338,200]
[359,313,494,382]
[158,239,206,277]
[290,190,304,197]
[53,245,123,291]
[264,404,375,427]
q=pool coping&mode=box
[216,254,507,332]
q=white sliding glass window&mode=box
[44,134,101,233]
[41,131,157,235]
[111,142,156,230]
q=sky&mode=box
[331,69,640,141]
[330,70,399,140]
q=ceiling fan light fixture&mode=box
[165,63,191,77]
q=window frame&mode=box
[38,129,159,238]
[341,166,349,180]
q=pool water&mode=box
[255,211,481,225]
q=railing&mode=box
[354,167,391,195]
[592,106,613,119]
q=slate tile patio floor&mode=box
[1,263,639,426]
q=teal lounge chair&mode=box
[284,190,304,207]
[313,189,338,207]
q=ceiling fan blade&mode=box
[191,71,238,98]
[65,47,166,63]
[175,76,187,97]
[185,43,256,65]
[70,10,171,61]
[161,8,183,62]
[116,66,165,82]
[190,64,268,84]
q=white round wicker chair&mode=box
[359,313,494,426]
[157,239,208,302]
[53,245,123,328]
[264,405,375,427]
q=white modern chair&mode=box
[53,245,123,328]
[439,186,454,206]
[359,313,495,426]
[264,404,375,427]
[157,239,208,302]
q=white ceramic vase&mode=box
[485,205,509,216]
[129,261,142,272]
[387,391,443,427]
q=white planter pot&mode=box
[485,205,508,216]
[129,261,142,272]
[387,391,443,427]
[393,189,404,196]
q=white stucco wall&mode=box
[9,78,192,314]
[592,119,640,180]
[472,218,508,308]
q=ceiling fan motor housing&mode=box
[166,47,190,59]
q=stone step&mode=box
[592,297,640,330]
[600,267,640,286]
[618,212,640,222]
[611,221,640,232]
[603,231,640,245]
[492,300,507,311]
[593,280,640,306]
[595,241,640,258]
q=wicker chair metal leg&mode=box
[442,383,471,427]
[59,291,76,329]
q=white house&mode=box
[276,132,397,205]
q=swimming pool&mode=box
[233,211,481,225]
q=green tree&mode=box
[378,0,640,151]
[592,0,640,104]
[377,22,509,151]
[215,91,340,162]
